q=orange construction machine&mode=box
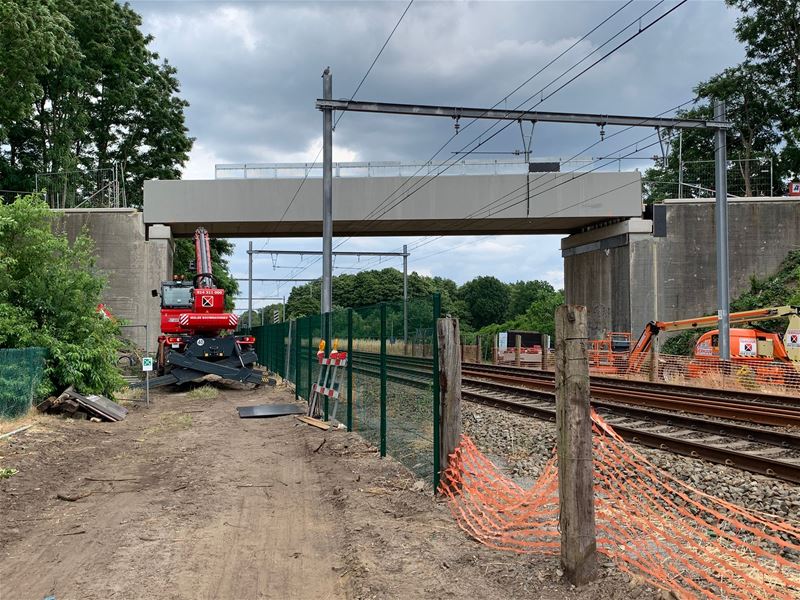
[628,305,800,384]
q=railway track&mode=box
[347,351,800,484]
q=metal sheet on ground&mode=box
[236,404,305,418]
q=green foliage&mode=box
[285,268,464,320]
[662,330,706,356]
[173,238,238,311]
[0,468,18,479]
[474,287,564,342]
[663,249,800,355]
[458,276,510,330]
[0,0,192,201]
[643,1,799,202]
[0,194,123,396]
[726,0,800,138]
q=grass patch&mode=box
[0,467,18,479]
[144,412,193,435]
[116,386,143,401]
[187,385,219,400]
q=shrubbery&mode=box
[0,194,123,396]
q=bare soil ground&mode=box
[0,384,658,600]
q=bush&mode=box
[0,194,123,397]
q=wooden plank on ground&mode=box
[294,415,331,430]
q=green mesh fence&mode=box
[0,348,47,419]
[251,295,442,485]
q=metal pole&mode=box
[714,100,730,361]
[403,244,408,343]
[248,241,253,330]
[321,68,333,323]
[678,130,683,199]
[379,303,387,458]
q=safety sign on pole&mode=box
[142,356,153,405]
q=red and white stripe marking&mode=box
[318,357,347,367]
[311,383,339,398]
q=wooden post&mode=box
[476,336,482,364]
[492,334,498,364]
[555,305,596,586]
[542,334,550,371]
[515,334,522,366]
[437,317,462,491]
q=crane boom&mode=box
[629,305,800,371]
[194,227,214,289]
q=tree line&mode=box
[280,269,564,339]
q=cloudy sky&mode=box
[132,0,744,312]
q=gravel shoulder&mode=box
[463,402,800,520]
[1,384,657,600]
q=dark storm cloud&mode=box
[136,0,742,169]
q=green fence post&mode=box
[432,292,442,490]
[380,302,387,457]
[294,318,301,399]
[347,308,353,432]
[307,318,313,402]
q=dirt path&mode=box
[1,385,656,600]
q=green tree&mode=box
[0,0,192,202]
[458,276,510,330]
[726,0,800,135]
[508,280,559,320]
[0,194,123,395]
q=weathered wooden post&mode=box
[555,305,596,586]
[476,336,482,364]
[437,317,462,491]
[541,334,550,371]
[515,334,522,366]
[492,334,498,364]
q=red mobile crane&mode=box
[139,227,262,389]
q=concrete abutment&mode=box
[563,198,800,341]
[53,209,172,353]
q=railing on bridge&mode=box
[214,158,599,180]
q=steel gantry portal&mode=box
[315,80,732,358]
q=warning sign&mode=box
[786,330,800,348]
[201,296,214,307]
[739,339,757,357]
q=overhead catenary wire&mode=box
[360,0,688,227]
[272,0,414,228]
[277,0,690,288]
[327,0,685,268]
[320,0,651,271]
[362,97,697,263]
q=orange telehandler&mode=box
[626,305,800,384]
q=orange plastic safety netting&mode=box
[439,412,800,600]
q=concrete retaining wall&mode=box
[52,209,172,353]
[563,198,800,340]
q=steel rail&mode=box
[461,389,800,485]
[462,368,800,428]
[462,361,800,408]
[346,356,800,483]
